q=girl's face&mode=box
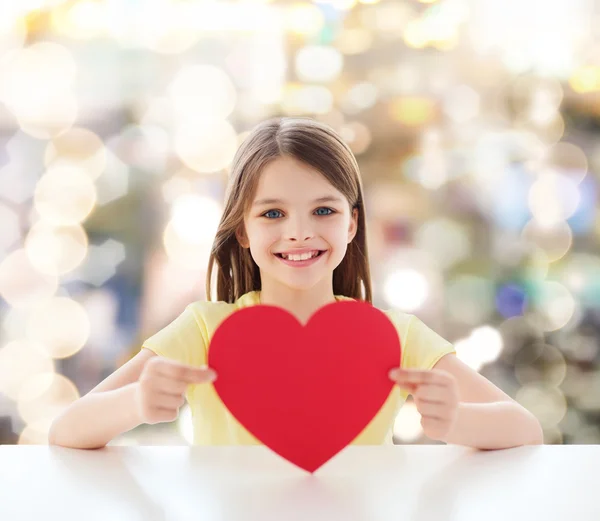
[239,156,358,292]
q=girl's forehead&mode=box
[255,160,338,194]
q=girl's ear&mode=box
[236,225,249,248]
[348,207,358,244]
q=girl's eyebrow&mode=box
[252,196,343,207]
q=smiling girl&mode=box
[49,117,543,450]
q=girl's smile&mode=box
[274,249,328,267]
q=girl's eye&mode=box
[315,207,334,216]
[261,207,336,219]
[263,210,283,219]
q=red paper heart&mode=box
[208,300,401,472]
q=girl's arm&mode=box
[433,353,544,448]
[48,383,142,449]
[390,353,544,449]
[441,401,543,449]
[48,347,155,449]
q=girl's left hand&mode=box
[388,367,460,442]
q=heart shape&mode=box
[208,300,401,472]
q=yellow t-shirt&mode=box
[141,290,456,445]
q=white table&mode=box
[0,444,598,520]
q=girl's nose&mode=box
[284,216,314,241]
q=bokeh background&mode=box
[1,0,599,447]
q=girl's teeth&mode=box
[282,251,319,261]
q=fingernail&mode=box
[388,368,399,380]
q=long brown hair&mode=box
[206,117,372,303]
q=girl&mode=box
[49,117,543,450]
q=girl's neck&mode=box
[258,284,337,325]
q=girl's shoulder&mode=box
[185,291,260,329]
[380,307,414,325]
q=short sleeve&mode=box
[141,304,207,367]
[402,314,456,371]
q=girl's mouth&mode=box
[274,250,326,267]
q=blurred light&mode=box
[384,269,429,312]
[454,326,504,371]
[51,0,107,40]
[413,128,448,189]
[24,221,88,277]
[0,42,78,139]
[467,0,588,77]
[571,425,600,444]
[161,175,194,204]
[517,113,565,145]
[404,2,463,50]
[571,371,600,412]
[139,96,171,128]
[525,281,577,332]
[567,175,597,235]
[281,84,334,115]
[527,85,563,126]
[498,315,545,360]
[393,400,423,442]
[0,249,59,309]
[0,202,20,252]
[16,94,78,140]
[542,141,588,184]
[521,219,573,262]
[295,45,343,83]
[338,121,372,155]
[33,164,97,226]
[168,65,236,122]
[442,84,480,123]
[164,195,223,270]
[19,422,56,445]
[509,76,563,126]
[66,239,126,287]
[17,371,80,427]
[559,253,600,308]
[522,246,550,280]
[174,120,238,174]
[25,297,91,359]
[569,66,600,94]
[516,384,567,428]
[0,42,76,104]
[514,343,567,387]
[285,3,324,36]
[0,340,55,401]
[558,406,584,437]
[163,223,212,271]
[334,28,373,55]
[414,218,471,271]
[528,171,580,228]
[76,288,119,349]
[446,275,495,325]
[107,124,170,174]
[44,127,107,181]
[315,0,358,10]
[391,97,436,127]
[359,1,414,36]
[0,10,27,52]
[171,195,222,245]
[403,20,429,49]
[495,283,527,318]
[341,82,379,113]
[542,427,563,445]
[95,152,130,206]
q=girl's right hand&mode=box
[134,356,217,425]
